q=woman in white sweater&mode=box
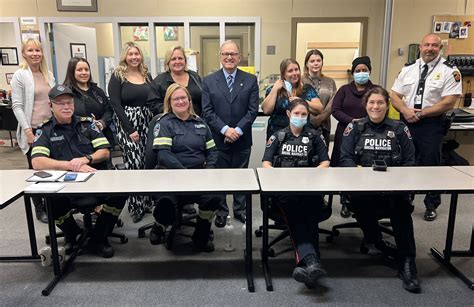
[11,38,55,223]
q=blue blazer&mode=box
[202,68,259,150]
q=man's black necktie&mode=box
[414,64,428,109]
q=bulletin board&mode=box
[433,15,473,107]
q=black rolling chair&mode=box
[137,115,208,250]
[325,195,394,254]
[256,195,334,258]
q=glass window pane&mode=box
[119,24,151,73]
[225,23,255,71]
[190,23,219,77]
[154,24,185,74]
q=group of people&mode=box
[10,33,462,292]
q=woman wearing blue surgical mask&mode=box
[262,98,330,289]
[262,58,323,140]
[331,56,377,218]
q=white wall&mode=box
[52,23,99,85]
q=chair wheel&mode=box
[138,230,145,238]
[268,248,275,258]
[360,244,369,254]
[120,237,128,244]
[255,229,262,237]
[326,236,333,243]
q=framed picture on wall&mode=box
[433,22,443,33]
[459,27,468,39]
[6,73,14,85]
[0,47,19,65]
[163,26,178,41]
[70,43,87,59]
[56,0,98,12]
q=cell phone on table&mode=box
[63,172,78,181]
[34,171,52,178]
[372,160,387,172]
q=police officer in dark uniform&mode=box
[262,98,330,289]
[340,86,420,293]
[149,83,222,252]
[31,85,125,258]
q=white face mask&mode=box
[353,72,370,84]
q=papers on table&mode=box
[24,183,65,193]
[26,171,94,183]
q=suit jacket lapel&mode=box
[230,69,244,103]
[216,69,232,103]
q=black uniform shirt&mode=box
[339,116,415,167]
[262,126,329,166]
[31,115,110,169]
[152,112,217,169]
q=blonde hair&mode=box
[163,83,195,115]
[113,41,149,83]
[165,45,187,72]
[20,38,51,82]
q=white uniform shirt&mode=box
[391,56,462,109]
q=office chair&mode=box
[325,195,394,254]
[256,195,333,258]
[137,114,209,250]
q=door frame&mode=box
[200,35,243,76]
[290,17,368,60]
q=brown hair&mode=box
[303,49,325,77]
[279,58,303,98]
[165,45,187,72]
[114,41,149,83]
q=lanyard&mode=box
[418,57,441,83]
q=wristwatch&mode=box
[415,111,423,119]
[85,154,93,164]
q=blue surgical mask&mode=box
[284,80,293,94]
[290,116,307,128]
[354,72,370,84]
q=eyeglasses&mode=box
[221,52,239,58]
[51,100,74,107]
[171,96,189,102]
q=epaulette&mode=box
[157,112,171,121]
[80,116,93,122]
[404,61,416,67]
[37,118,51,128]
[384,118,402,129]
[443,60,454,68]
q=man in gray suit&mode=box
[202,40,259,227]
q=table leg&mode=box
[245,193,255,292]
[430,193,474,290]
[24,195,39,258]
[42,197,62,296]
[261,194,273,291]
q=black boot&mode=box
[374,240,398,259]
[192,217,214,253]
[292,253,326,288]
[56,216,82,255]
[398,257,421,293]
[340,195,351,218]
[34,197,48,223]
[149,223,166,245]
[88,213,115,258]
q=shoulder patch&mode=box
[452,70,461,82]
[266,135,276,148]
[403,126,412,139]
[153,122,160,137]
[343,123,354,136]
[33,129,42,142]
